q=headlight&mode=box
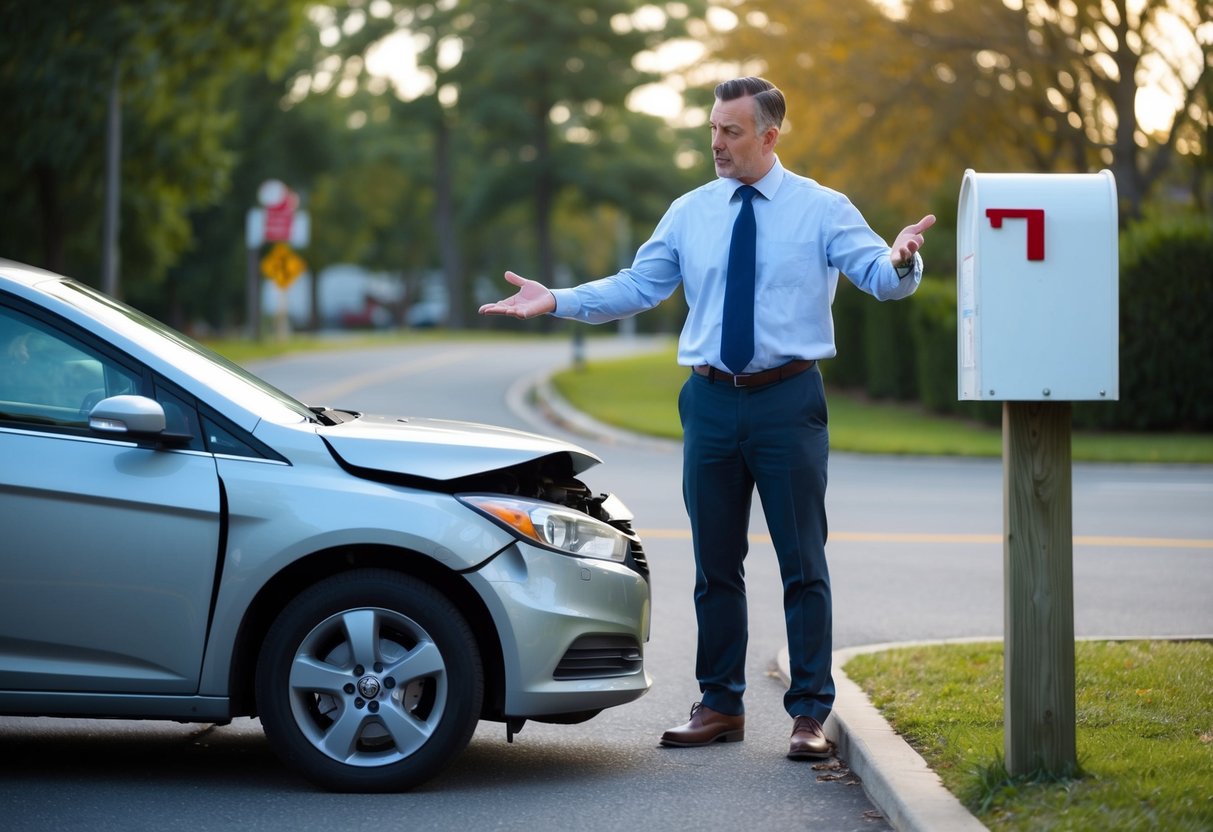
[459,495,629,563]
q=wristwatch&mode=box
[895,252,918,278]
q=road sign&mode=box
[261,242,306,289]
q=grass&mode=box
[550,346,1213,463]
[844,641,1213,831]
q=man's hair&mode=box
[715,77,785,135]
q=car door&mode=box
[0,302,221,694]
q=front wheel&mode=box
[255,569,483,792]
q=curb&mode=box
[779,643,989,832]
[515,371,681,454]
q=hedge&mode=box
[824,214,1212,432]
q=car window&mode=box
[0,304,140,430]
[201,410,269,458]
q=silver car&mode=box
[0,259,650,792]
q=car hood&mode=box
[317,413,601,481]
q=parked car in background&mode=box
[0,259,650,792]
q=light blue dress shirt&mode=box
[550,156,922,373]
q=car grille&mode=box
[606,518,648,580]
[553,635,643,680]
[627,537,649,578]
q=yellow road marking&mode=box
[634,528,1213,550]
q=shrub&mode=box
[823,277,868,389]
[863,289,917,400]
[908,278,957,414]
[1078,217,1213,430]
[908,278,1001,424]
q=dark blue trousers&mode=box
[678,365,834,723]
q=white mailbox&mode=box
[957,170,1119,401]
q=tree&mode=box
[152,64,355,331]
[310,0,710,326]
[713,0,1210,222]
[0,1,308,293]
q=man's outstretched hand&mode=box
[478,271,556,319]
[890,214,937,268]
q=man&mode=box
[480,77,934,760]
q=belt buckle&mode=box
[732,372,749,388]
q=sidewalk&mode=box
[521,374,988,832]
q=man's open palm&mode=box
[478,271,556,319]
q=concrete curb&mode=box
[779,643,990,832]
[516,371,681,453]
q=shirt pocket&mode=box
[760,239,820,287]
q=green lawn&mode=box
[845,641,1213,831]
[551,347,1213,463]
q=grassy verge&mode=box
[551,347,1213,463]
[844,641,1213,830]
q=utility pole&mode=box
[102,61,121,298]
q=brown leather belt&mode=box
[693,359,817,388]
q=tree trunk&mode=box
[34,164,65,275]
[433,115,465,328]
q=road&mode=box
[3,334,1210,831]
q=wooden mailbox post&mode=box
[957,170,1119,776]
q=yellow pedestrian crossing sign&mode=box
[261,242,306,288]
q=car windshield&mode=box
[47,279,317,423]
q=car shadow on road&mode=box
[0,717,654,796]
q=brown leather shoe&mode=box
[787,715,831,759]
[659,702,744,747]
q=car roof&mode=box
[0,259,70,291]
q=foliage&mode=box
[144,65,355,331]
[908,278,959,414]
[309,0,711,327]
[863,292,917,400]
[823,280,868,390]
[712,0,1210,222]
[845,640,1213,831]
[1097,214,1213,430]
[0,0,309,291]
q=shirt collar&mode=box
[722,156,785,202]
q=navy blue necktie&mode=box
[721,185,758,374]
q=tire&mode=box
[255,569,483,792]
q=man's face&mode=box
[709,95,776,184]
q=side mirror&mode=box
[88,395,167,436]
